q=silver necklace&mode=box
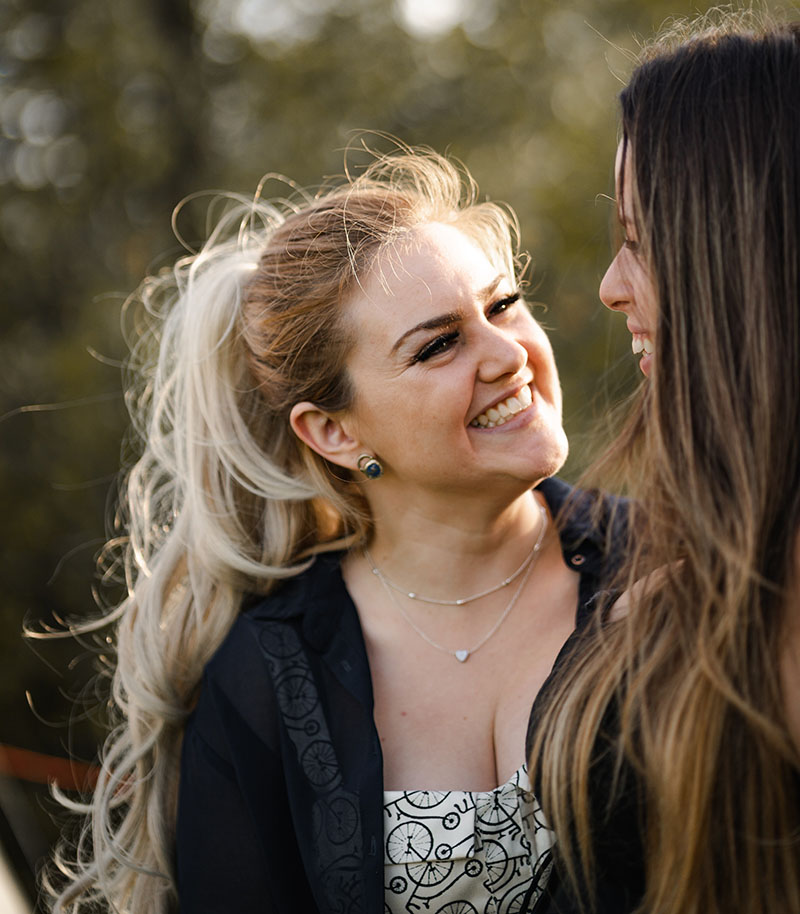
[365,502,548,606]
[367,503,548,663]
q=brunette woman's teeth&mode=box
[470,385,533,428]
[632,334,654,355]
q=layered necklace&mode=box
[365,501,548,663]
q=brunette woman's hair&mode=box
[45,146,522,912]
[531,11,800,913]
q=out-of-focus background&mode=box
[0,0,781,908]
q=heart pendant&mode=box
[455,650,470,663]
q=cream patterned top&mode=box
[383,765,552,913]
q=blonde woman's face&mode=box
[339,222,568,495]
[599,142,658,376]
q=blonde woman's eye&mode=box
[488,291,521,317]
[412,331,459,363]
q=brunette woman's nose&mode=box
[599,251,629,312]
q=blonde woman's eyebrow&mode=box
[390,275,507,354]
[390,311,463,354]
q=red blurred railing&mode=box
[0,745,99,791]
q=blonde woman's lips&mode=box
[469,384,533,428]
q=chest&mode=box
[361,552,580,792]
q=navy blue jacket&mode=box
[176,477,626,913]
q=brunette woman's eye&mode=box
[412,331,459,363]
[488,291,521,317]
[623,236,640,254]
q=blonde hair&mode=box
[531,11,800,914]
[46,147,523,912]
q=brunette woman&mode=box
[529,13,800,914]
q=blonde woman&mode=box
[528,14,800,914]
[49,149,624,912]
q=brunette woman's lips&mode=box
[631,332,654,376]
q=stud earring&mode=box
[357,454,383,479]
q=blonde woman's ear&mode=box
[289,402,363,470]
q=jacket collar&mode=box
[536,476,626,580]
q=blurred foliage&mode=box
[0,0,784,899]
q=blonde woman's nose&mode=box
[475,324,528,383]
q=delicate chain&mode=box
[368,503,548,663]
[365,502,547,606]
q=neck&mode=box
[362,487,548,603]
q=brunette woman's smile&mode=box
[600,142,658,377]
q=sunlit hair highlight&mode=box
[45,146,523,912]
[531,10,800,914]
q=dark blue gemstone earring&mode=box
[357,454,383,479]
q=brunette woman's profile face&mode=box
[338,221,568,494]
[599,142,658,377]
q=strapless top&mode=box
[383,765,553,913]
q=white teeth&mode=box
[631,335,654,356]
[470,385,534,428]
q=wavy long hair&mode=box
[46,147,523,912]
[531,12,800,914]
